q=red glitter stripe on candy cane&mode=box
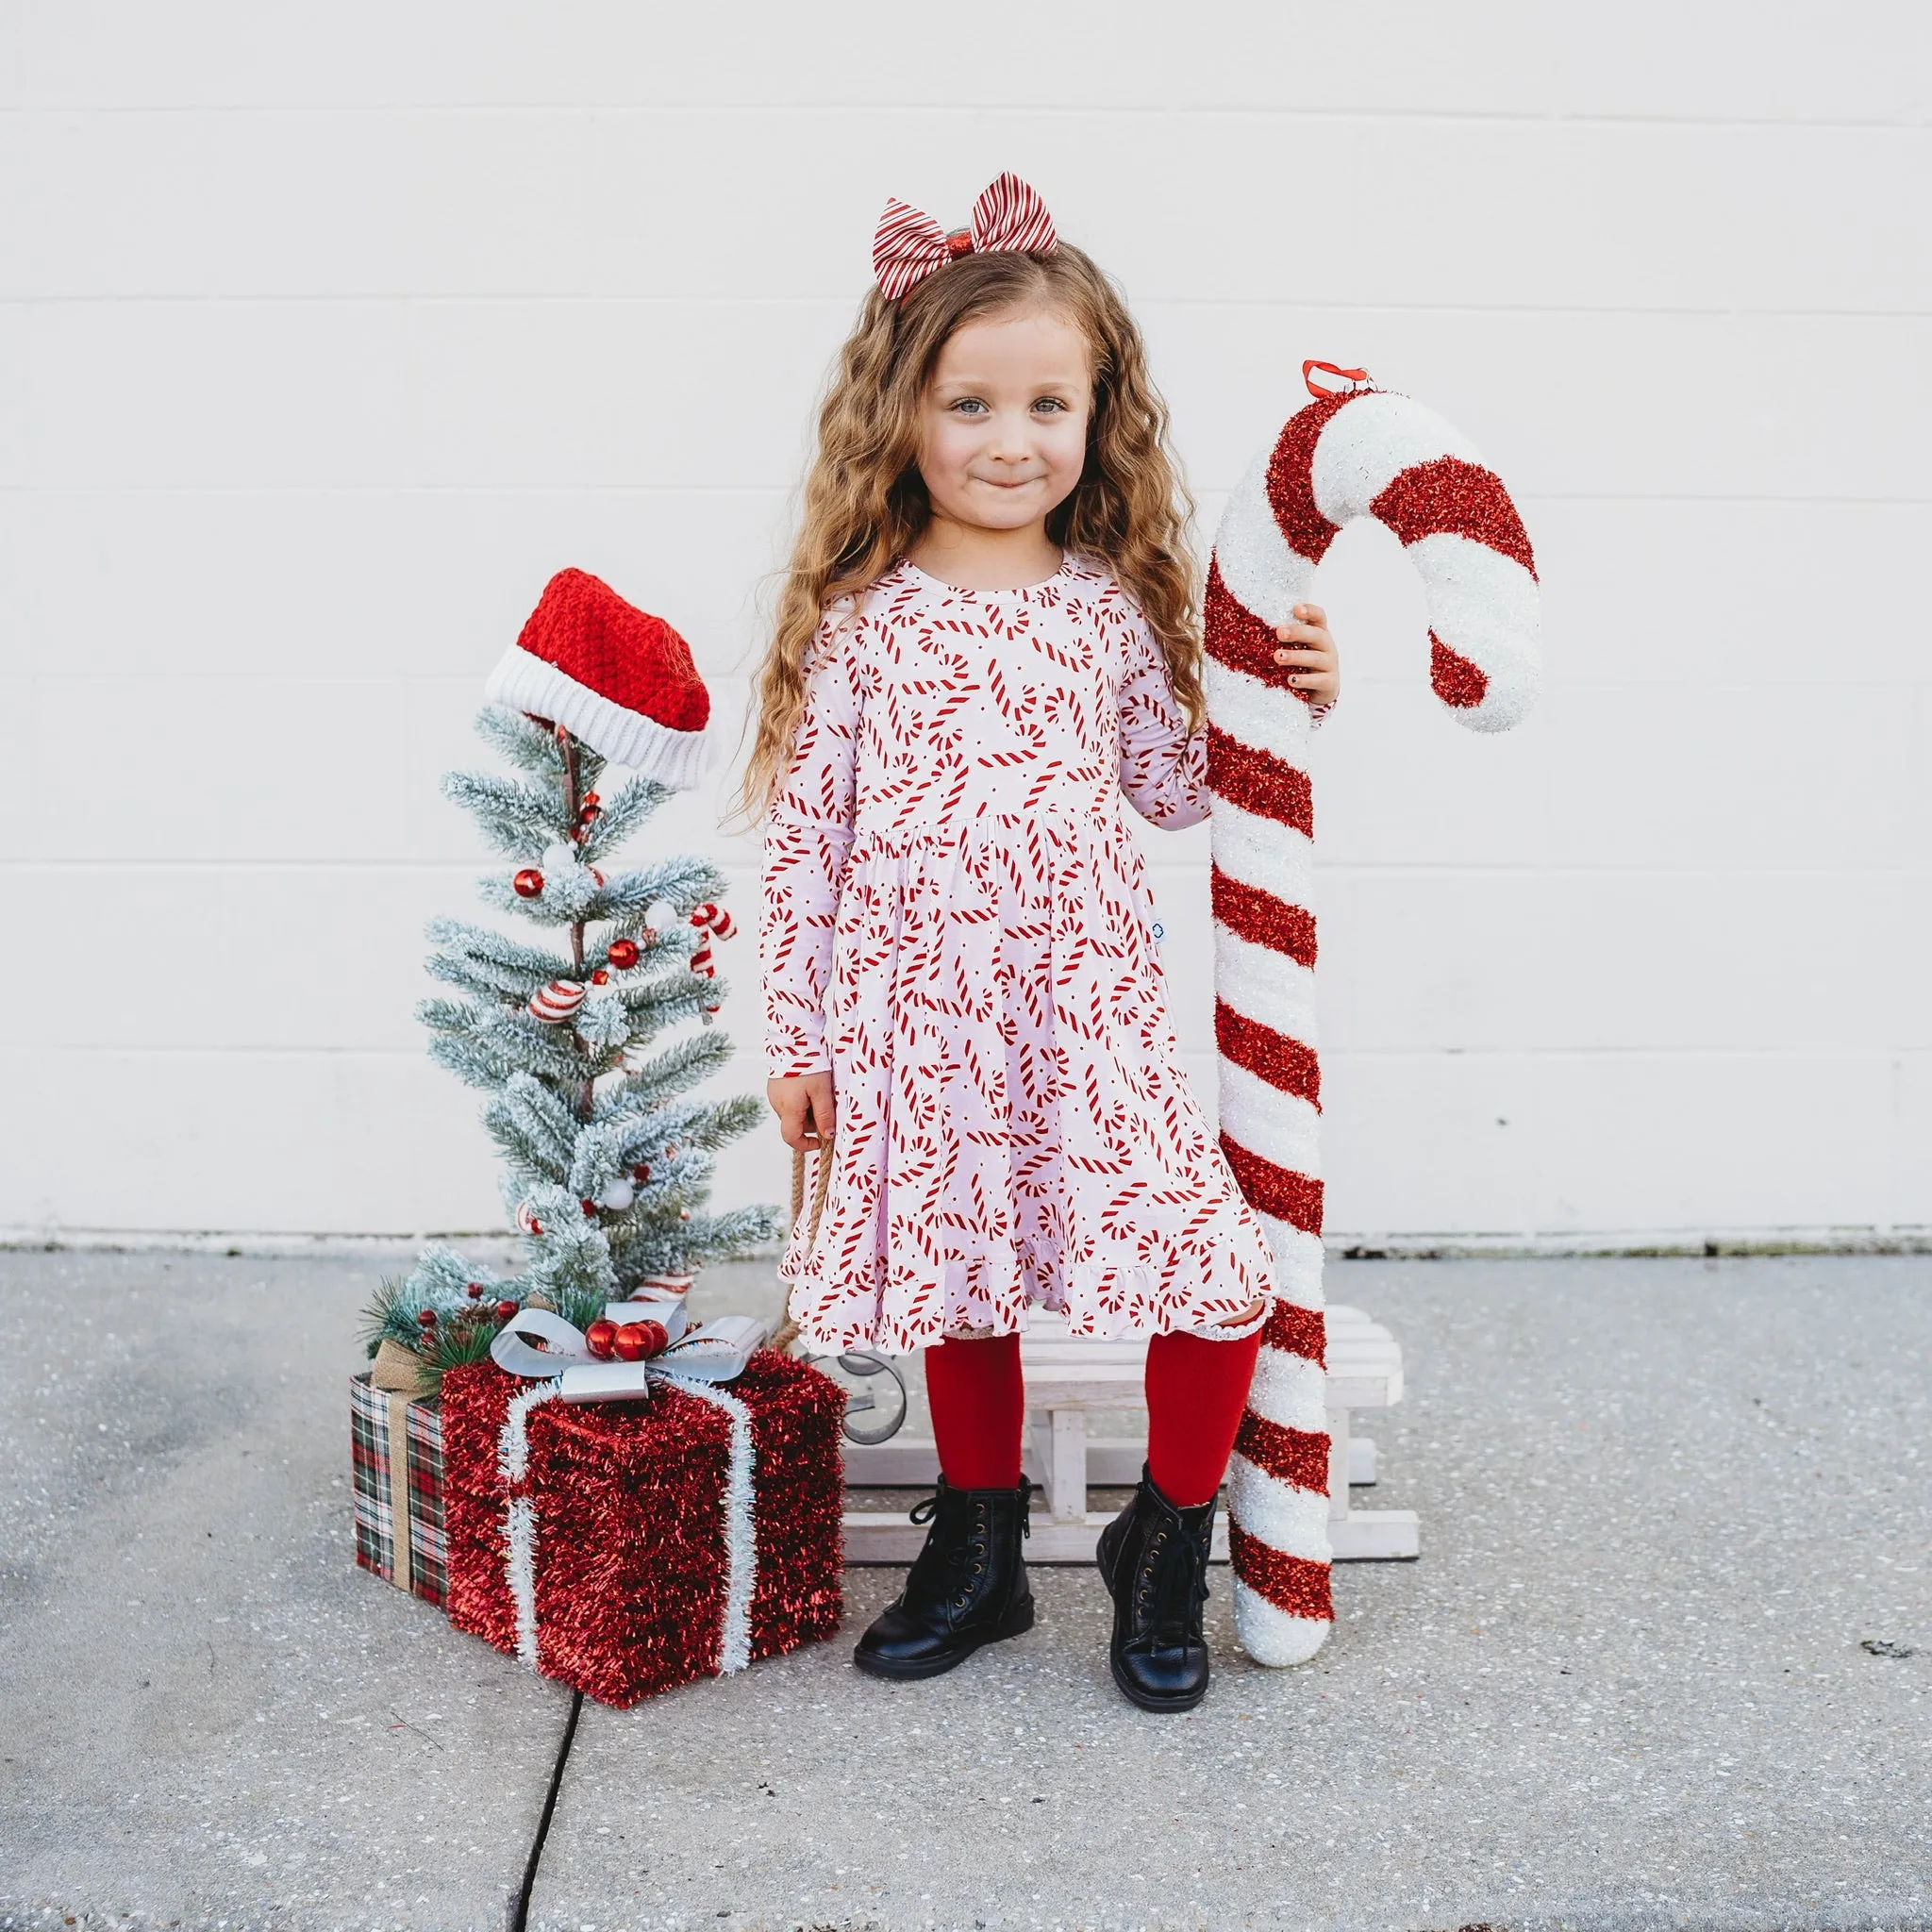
[1234,1409,1330,1493]
[1429,633,1490,708]
[1230,1523,1335,1622]
[1372,457,1538,578]
[1262,1298,1326,1365]
[1203,560,1304,693]
[1219,1134,1324,1235]
[1264,391,1353,564]
[1211,868,1317,967]
[1206,728,1313,837]
[1216,1000,1321,1108]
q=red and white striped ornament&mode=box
[526,978,587,1024]
[1209,365,1541,1669]
[635,1272,695,1297]
[687,903,735,981]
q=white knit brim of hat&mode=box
[485,645,710,791]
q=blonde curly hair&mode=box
[738,242,1202,818]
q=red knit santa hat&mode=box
[485,569,710,790]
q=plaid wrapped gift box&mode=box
[440,1350,844,1706]
[350,1371,448,1608]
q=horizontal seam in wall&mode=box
[1149,865,1932,880]
[0,861,1921,877]
[1185,1048,1932,1062]
[8,674,1924,693]
[5,1225,1929,1258]
[6,1045,1924,1061]
[0,859,764,874]
[3,487,1928,508]
[3,104,1923,133]
[5,293,1928,320]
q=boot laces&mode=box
[905,1484,1027,1610]
[1135,1518,1209,1635]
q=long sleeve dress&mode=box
[760,555,1278,1354]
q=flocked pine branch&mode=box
[441,771,571,860]
[577,774,671,863]
[610,1029,734,1105]
[475,705,569,774]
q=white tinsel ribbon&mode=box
[498,1378,564,1669]
[493,1366,759,1679]
[655,1374,758,1675]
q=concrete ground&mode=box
[0,1250,1926,1932]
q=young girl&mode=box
[746,175,1340,1712]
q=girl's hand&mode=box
[1272,603,1340,707]
[768,1072,836,1151]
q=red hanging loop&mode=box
[1303,359,1372,399]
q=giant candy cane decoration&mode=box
[1208,366,1541,1667]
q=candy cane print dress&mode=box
[760,556,1277,1355]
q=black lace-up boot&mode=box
[1095,1466,1216,1712]
[853,1477,1034,1679]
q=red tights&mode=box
[923,1321,1264,1508]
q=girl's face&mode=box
[915,308,1092,535]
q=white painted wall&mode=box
[4,1,1927,1243]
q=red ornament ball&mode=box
[580,1198,597,1217]
[582,791,601,808]
[494,1299,519,1323]
[416,1307,438,1329]
[585,1319,618,1359]
[512,868,544,899]
[611,1323,649,1362]
[608,939,641,971]
[631,1162,651,1183]
[591,969,609,986]
[465,1281,484,1299]
[632,1319,669,1357]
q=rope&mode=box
[770,1136,833,1356]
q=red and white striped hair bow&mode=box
[872,173,1058,301]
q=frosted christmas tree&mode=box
[364,570,778,1388]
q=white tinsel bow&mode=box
[488,1300,769,1676]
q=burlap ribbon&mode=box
[368,1340,432,1592]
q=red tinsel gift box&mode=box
[439,1349,844,1707]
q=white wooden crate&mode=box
[841,1305,1420,1564]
